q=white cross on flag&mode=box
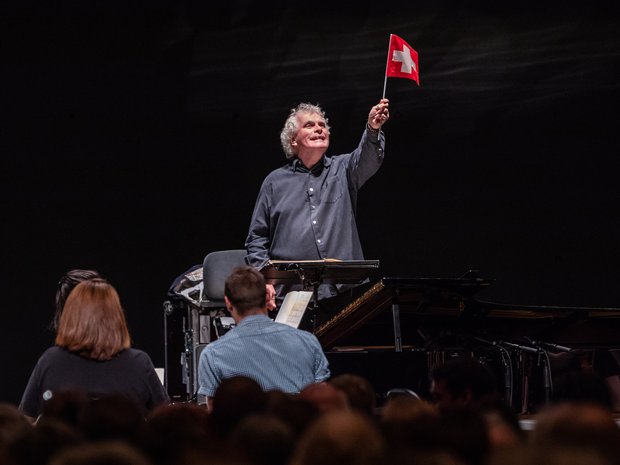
[386,34,419,85]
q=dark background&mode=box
[2,0,620,404]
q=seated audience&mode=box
[19,279,169,420]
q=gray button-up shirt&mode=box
[245,127,385,299]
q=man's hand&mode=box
[266,284,276,311]
[368,98,390,130]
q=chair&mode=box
[200,249,247,309]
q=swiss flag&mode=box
[386,34,419,85]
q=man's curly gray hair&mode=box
[280,103,330,159]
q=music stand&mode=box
[261,260,380,328]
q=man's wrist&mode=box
[366,123,380,134]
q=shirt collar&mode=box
[291,155,330,173]
[237,314,272,327]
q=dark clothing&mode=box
[245,127,385,301]
[19,346,169,418]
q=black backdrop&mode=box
[2,0,620,404]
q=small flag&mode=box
[386,34,419,85]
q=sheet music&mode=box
[274,291,313,328]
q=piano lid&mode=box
[314,275,620,350]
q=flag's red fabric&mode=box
[386,34,419,85]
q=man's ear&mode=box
[224,296,233,312]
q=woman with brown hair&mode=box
[19,279,169,420]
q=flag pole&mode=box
[381,34,393,99]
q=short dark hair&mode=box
[53,269,102,331]
[430,357,498,402]
[224,266,266,315]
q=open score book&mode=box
[274,290,313,328]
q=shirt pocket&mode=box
[322,177,344,203]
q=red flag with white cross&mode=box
[385,34,419,85]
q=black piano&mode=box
[311,274,620,413]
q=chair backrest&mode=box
[201,249,247,307]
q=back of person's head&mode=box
[430,357,499,410]
[329,374,376,417]
[0,403,33,460]
[54,270,102,331]
[143,403,214,465]
[265,390,320,440]
[553,369,614,410]
[224,267,266,315]
[289,410,384,465]
[55,279,131,360]
[380,395,441,459]
[211,376,267,437]
[299,382,349,413]
[3,417,82,465]
[228,413,295,465]
[530,402,620,465]
[48,441,152,465]
[77,393,145,446]
[437,407,491,465]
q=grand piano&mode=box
[261,260,620,413]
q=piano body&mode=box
[311,274,620,413]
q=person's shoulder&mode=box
[39,345,66,360]
[120,348,153,363]
[262,163,291,180]
[287,326,322,342]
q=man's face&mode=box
[291,111,330,156]
[430,379,466,409]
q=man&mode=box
[245,99,390,304]
[197,266,330,410]
[429,357,500,411]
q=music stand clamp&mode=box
[260,260,380,329]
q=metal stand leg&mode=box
[392,301,403,352]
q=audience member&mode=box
[552,369,614,410]
[198,266,330,409]
[227,413,295,465]
[20,279,169,420]
[143,402,215,465]
[53,269,102,331]
[0,404,33,463]
[429,357,499,411]
[299,382,349,413]
[3,417,82,465]
[264,390,320,440]
[529,402,620,465]
[380,394,439,446]
[329,373,376,417]
[77,394,145,447]
[289,410,385,465]
[209,376,268,437]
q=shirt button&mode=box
[309,187,314,192]
[317,239,321,244]
[312,220,317,225]
[311,205,315,209]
